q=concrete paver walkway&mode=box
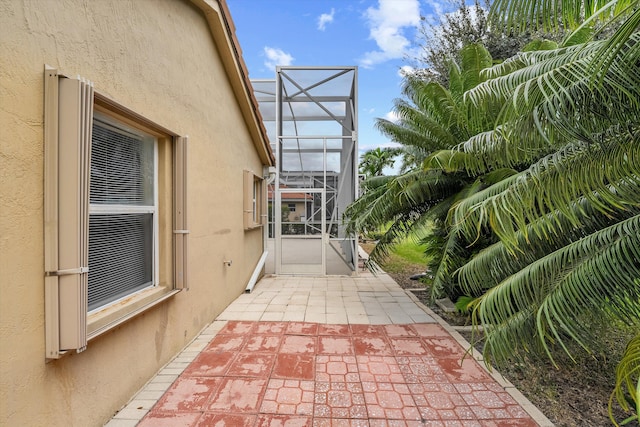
[107,272,552,427]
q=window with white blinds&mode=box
[44,67,188,359]
[90,120,155,206]
[88,117,157,311]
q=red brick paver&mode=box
[139,321,539,426]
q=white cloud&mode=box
[399,65,415,77]
[263,47,294,70]
[359,0,422,68]
[422,0,447,24]
[317,8,335,31]
[384,111,400,123]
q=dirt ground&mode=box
[381,267,638,427]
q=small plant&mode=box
[455,295,477,314]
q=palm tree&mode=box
[358,147,398,178]
[345,44,512,301]
[347,0,639,419]
[446,2,640,422]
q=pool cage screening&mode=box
[253,66,358,275]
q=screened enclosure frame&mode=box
[253,66,358,275]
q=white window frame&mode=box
[88,113,160,312]
[252,179,258,224]
[244,170,265,230]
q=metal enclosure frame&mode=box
[253,66,358,275]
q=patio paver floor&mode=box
[137,321,538,426]
[107,273,551,426]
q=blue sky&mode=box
[226,0,450,170]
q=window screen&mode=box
[88,118,156,311]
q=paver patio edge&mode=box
[405,289,555,427]
[104,320,229,427]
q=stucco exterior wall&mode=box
[0,0,268,425]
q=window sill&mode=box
[87,286,181,341]
[244,223,264,231]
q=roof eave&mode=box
[190,0,274,166]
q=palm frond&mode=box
[471,34,640,145]
[610,331,640,426]
[449,172,522,243]
[430,179,492,300]
[344,169,465,237]
[423,149,470,173]
[430,225,470,300]
[475,215,640,366]
[475,42,594,94]
[448,61,464,103]
[458,195,640,296]
[459,43,493,92]
[477,308,541,365]
[593,6,640,83]
[453,137,640,248]
[456,125,557,174]
[376,114,458,151]
[489,0,632,33]
[361,174,395,190]
[562,26,594,46]
[523,39,560,51]
[490,0,640,83]
[344,178,394,235]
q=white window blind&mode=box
[88,214,153,309]
[88,117,156,311]
[90,120,155,206]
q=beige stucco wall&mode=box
[0,0,268,425]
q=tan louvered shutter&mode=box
[44,67,93,358]
[174,136,189,289]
